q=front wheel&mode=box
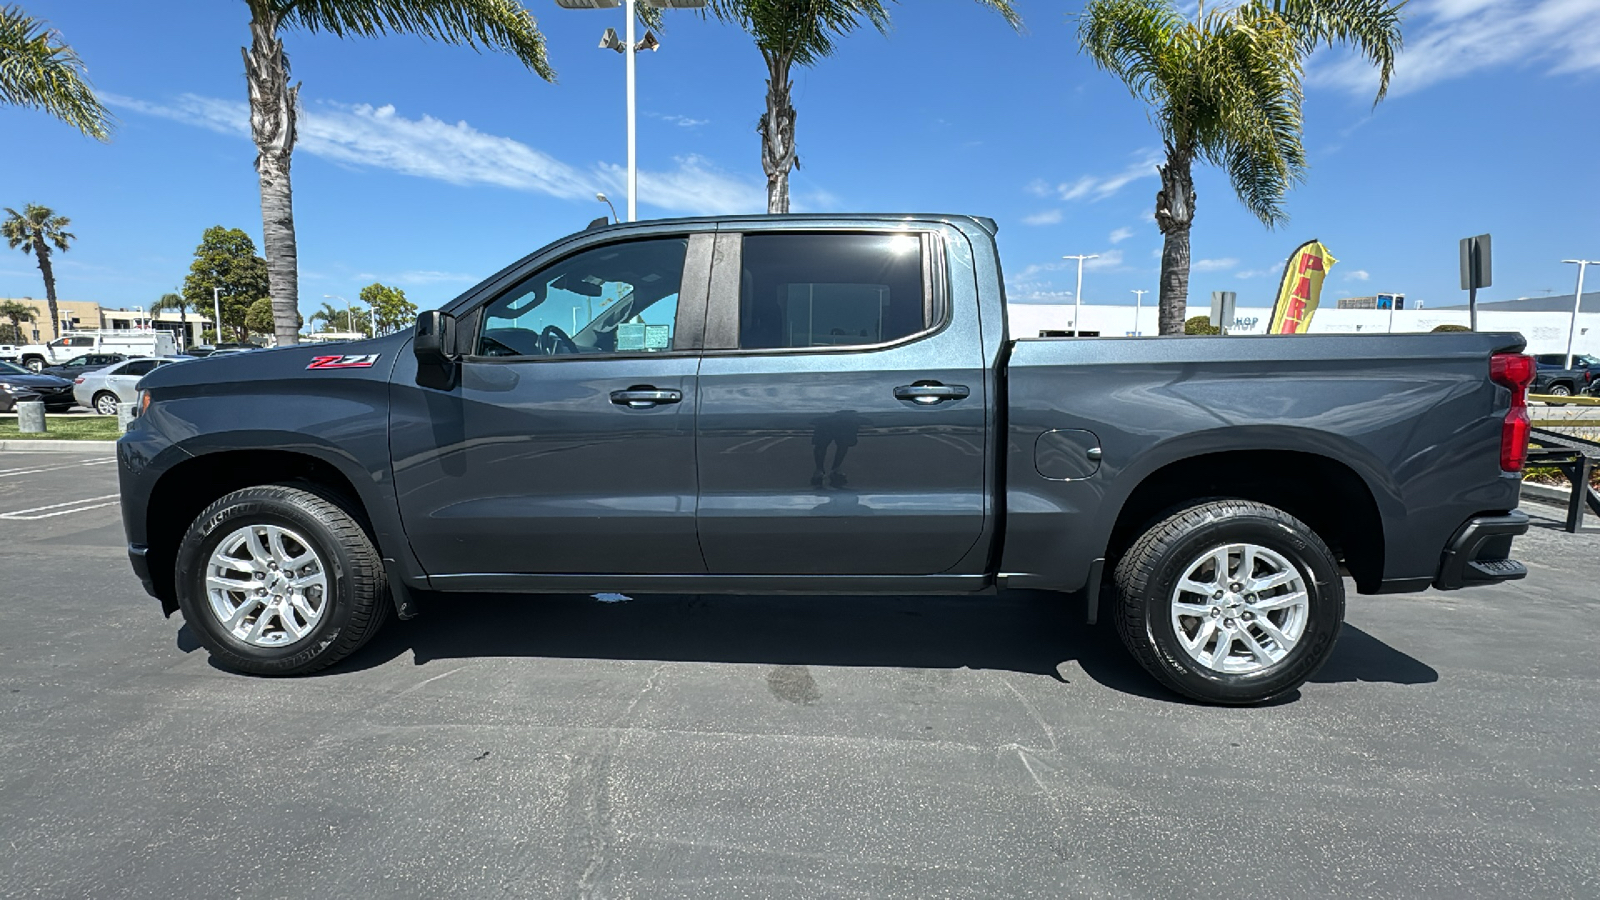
[174,485,389,676]
[23,357,43,373]
[1113,500,1344,705]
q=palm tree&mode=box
[2,203,75,341]
[708,0,1020,214]
[241,0,556,348]
[1078,0,1402,334]
[0,5,112,140]
[0,298,36,344]
[151,290,194,349]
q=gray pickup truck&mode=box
[119,214,1535,704]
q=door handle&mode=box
[610,388,682,408]
[893,382,971,405]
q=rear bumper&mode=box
[1433,511,1530,590]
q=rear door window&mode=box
[736,233,930,350]
[119,360,157,377]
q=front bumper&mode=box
[1433,511,1530,590]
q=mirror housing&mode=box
[413,310,459,390]
[414,310,458,365]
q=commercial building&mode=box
[0,297,211,349]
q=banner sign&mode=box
[1267,240,1337,334]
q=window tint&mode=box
[120,360,157,376]
[738,233,927,350]
[478,237,687,358]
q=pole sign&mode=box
[1460,234,1491,330]
[1210,291,1236,333]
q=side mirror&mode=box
[414,310,458,366]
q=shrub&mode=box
[1184,315,1221,335]
[1431,324,1470,333]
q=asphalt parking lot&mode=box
[1,449,1596,899]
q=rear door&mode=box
[693,226,988,575]
[109,359,158,399]
[391,231,711,577]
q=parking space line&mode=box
[0,494,122,520]
[0,458,115,479]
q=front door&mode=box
[694,229,988,575]
[391,233,708,577]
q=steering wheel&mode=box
[539,324,579,356]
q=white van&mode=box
[16,330,179,372]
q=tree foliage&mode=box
[182,226,270,343]
[1077,0,1402,333]
[1431,323,1470,333]
[0,297,35,343]
[309,301,371,335]
[245,297,277,336]
[360,282,415,335]
[0,5,112,140]
[1184,315,1221,335]
[2,202,74,340]
[707,0,1019,212]
[243,0,556,345]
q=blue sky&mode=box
[3,0,1598,321]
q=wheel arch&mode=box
[1103,448,1388,594]
[142,447,379,613]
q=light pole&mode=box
[325,294,364,338]
[557,0,703,222]
[1562,259,1598,369]
[212,286,223,345]
[1062,254,1099,336]
[1131,288,1147,335]
[597,191,620,223]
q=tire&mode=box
[23,357,43,373]
[174,484,389,676]
[1112,500,1344,705]
[92,392,119,416]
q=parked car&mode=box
[0,360,78,411]
[121,214,1533,705]
[16,330,178,373]
[1531,355,1596,401]
[41,352,128,380]
[0,383,41,413]
[74,356,188,415]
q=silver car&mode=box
[73,357,187,415]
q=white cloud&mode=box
[1084,249,1124,271]
[1345,269,1371,282]
[1315,0,1600,97]
[648,112,709,128]
[1235,269,1271,280]
[1022,209,1063,226]
[107,93,764,216]
[1109,226,1135,244]
[1192,257,1239,273]
[1032,149,1164,204]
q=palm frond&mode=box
[1078,0,1187,107]
[0,5,112,140]
[1268,0,1403,101]
[280,0,555,81]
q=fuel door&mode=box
[1034,429,1103,481]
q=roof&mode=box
[1437,291,1600,312]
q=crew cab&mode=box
[117,214,1534,704]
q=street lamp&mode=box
[555,0,705,222]
[1561,259,1598,369]
[324,294,367,339]
[597,191,620,223]
[212,286,222,345]
[1131,288,1147,336]
[1062,254,1099,337]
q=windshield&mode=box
[0,361,31,376]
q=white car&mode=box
[73,356,189,415]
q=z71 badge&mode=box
[306,354,380,370]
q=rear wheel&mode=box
[92,392,119,415]
[1545,383,1571,406]
[23,357,43,373]
[174,485,389,676]
[1113,500,1344,705]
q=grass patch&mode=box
[0,415,121,441]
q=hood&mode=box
[0,372,73,389]
[139,332,412,392]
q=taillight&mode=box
[1489,353,1534,472]
[73,376,84,385]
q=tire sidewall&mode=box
[94,392,118,415]
[1142,513,1343,704]
[175,492,362,674]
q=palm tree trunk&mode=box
[760,52,797,215]
[32,236,60,340]
[1154,146,1196,336]
[244,2,302,347]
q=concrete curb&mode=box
[0,439,119,453]
[1522,480,1581,507]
